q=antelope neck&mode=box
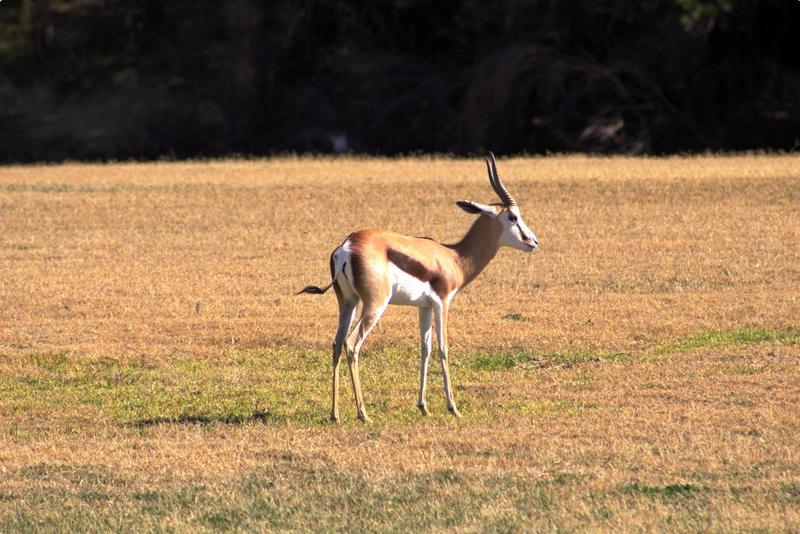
[449,214,502,288]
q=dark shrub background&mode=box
[1,0,798,161]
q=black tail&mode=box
[296,284,332,295]
[297,261,345,296]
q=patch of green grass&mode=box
[76,490,111,503]
[465,350,628,372]
[782,482,800,501]
[518,399,593,418]
[722,364,766,376]
[641,382,669,389]
[545,351,630,366]
[502,313,528,321]
[0,344,626,429]
[200,508,246,530]
[2,345,502,427]
[20,463,119,486]
[1,183,75,193]
[619,482,708,502]
[2,348,332,427]
[0,440,792,532]
[132,490,162,502]
[654,328,800,354]
[542,472,588,486]
[0,329,794,431]
[429,468,461,485]
[0,183,205,193]
[467,351,529,371]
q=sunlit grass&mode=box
[1,156,799,531]
[653,328,800,354]
[1,456,793,532]
[2,328,795,428]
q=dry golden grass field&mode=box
[1,155,799,532]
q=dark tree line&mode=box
[1,0,798,161]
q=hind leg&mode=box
[331,291,358,422]
[345,298,389,422]
[331,275,359,423]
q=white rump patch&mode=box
[332,240,357,300]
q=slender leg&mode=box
[345,299,389,422]
[331,301,358,422]
[433,301,461,417]
[417,307,433,416]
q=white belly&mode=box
[388,261,434,306]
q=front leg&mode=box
[417,307,433,416]
[433,301,461,417]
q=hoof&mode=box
[357,412,371,423]
[418,403,430,416]
[330,412,340,423]
[448,406,462,418]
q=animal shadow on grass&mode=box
[129,410,279,428]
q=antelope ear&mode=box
[456,200,496,216]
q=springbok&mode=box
[298,153,538,422]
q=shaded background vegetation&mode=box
[1,0,798,161]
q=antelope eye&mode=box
[508,214,518,224]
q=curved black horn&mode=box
[488,151,517,207]
[485,157,495,188]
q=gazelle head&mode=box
[456,152,538,252]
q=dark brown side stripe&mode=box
[387,248,451,298]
